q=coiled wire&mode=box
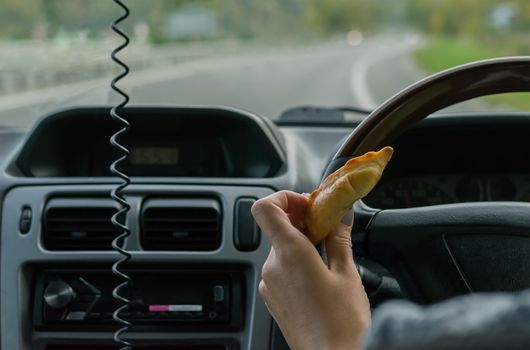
[109,0,132,349]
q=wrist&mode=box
[324,320,370,350]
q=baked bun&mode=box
[305,146,393,244]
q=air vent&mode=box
[43,198,120,250]
[141,199,221,251]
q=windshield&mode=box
[1,0,529,127]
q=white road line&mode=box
[349,40,420,109]
[349,48,383,109]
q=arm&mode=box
[252,190,371,350]
[252,190,530,350]
[364,290,530,350]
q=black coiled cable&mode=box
[110,0,132,349]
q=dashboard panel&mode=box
[13,107,286,178]
[0,107,529,350]
[363,116,530,209]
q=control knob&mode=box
[43,281,76,309]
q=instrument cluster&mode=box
[363,173,530,209]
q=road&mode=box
[0,37,432,128]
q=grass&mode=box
[415,38,497,72]
[487,93,530,111]
[414,37,530,111]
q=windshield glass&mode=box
[1,0,529,127]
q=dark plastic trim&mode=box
[10,106,287,179]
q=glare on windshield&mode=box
[0,0,529,127]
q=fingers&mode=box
[261,247,277,284]
[259,249,276,314]
[251,190,309,248]
[253,190,358,274]
[325,208,357,275]
[258,280,270,305]
[259,279,276,318]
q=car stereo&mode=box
[34,269,243,330]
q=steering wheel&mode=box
[324,57,530,304]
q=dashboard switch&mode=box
[19,206,32,234]
[234,198,260,251]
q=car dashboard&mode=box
[364,118,530,208]
[0,107,529,350]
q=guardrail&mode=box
[0,39,245,95]
[0,37,347,96]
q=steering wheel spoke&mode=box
[366,202,530,303]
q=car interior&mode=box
[1,1,530,350]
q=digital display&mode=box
[130,147,179,165]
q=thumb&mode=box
[325,208,356,274]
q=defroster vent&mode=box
[141,198,221,251]
[43,198,120,250]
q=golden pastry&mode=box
[305,146,393,244]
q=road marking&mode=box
[349,39,420,109]
[349,48,382,109]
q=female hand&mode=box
[252,190,371,350]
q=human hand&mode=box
[252,190,371,350]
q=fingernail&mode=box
[341,209,354,225]
[301,192,310,198]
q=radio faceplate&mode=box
[34,269,243,331]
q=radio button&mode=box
[213,285,225,302]
[65,311,87,321]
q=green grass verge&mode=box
[487,93,530,111]
[415,38,497,72]
[415,37,530,111]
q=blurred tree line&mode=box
[406,0,530,37]
[0,0,528,42]
[0,0,398,41]
[406,0,530,54]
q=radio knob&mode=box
[43,281,76,309]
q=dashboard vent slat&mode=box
[45,218,113,223]
[141,199,222,251]
[143,217,217,223]
[43,198,119,250]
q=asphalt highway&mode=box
[0,37,445,127]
